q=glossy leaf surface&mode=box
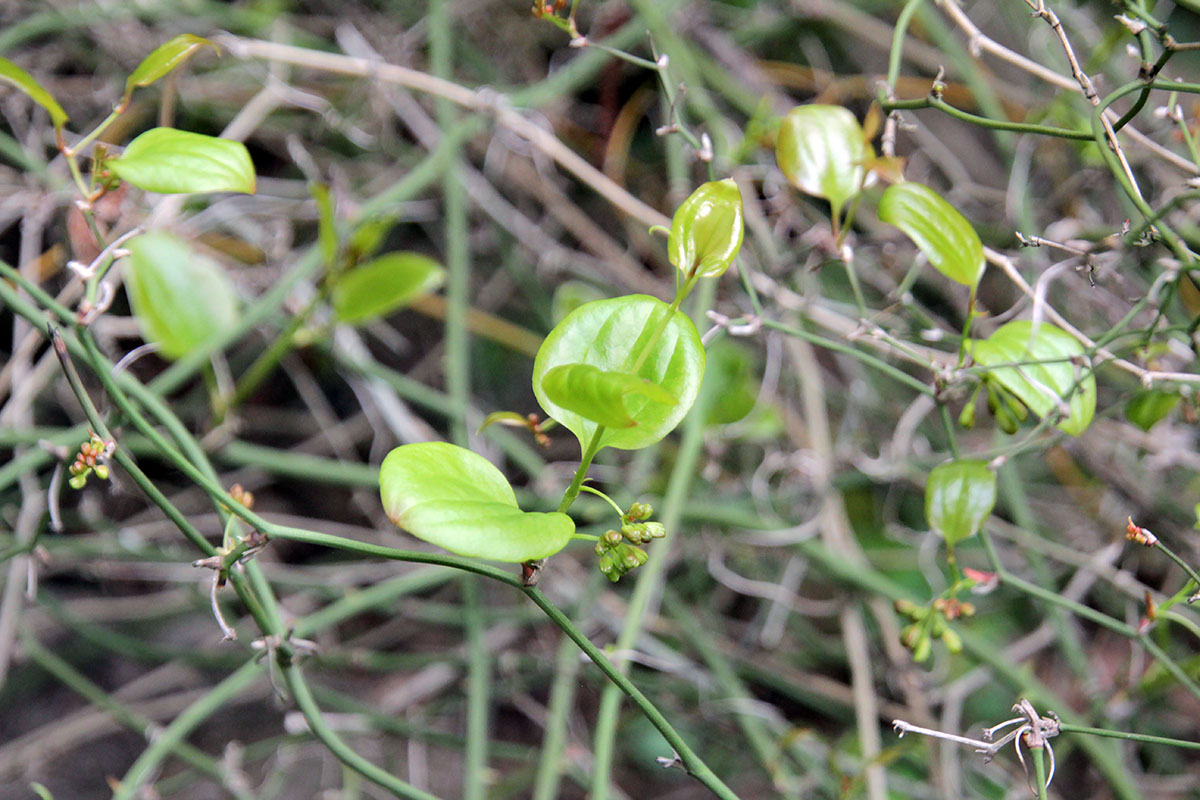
[380,442,574,562]
[668,178,744,279]
[925,459,996,549]
[125,34,216,93]
[775,105,872,218]
[533,295,704,451]
[878,182,984,288]
[125,231,239,359]
[969,321,1095,436]
[0,56,68,128]
[331,252,444,324]
[110,128,256,194]
[541,363,677,429]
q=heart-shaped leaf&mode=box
[776,105,872,219]
[331,252,444,324]
[109,128,256,194]
[541,363,677,429]
[125,34,217,94]
[380,442,574,562]
[926,459,996,549]
[533,295,704,452]
[969,321,1096,436]
[125,231,239,359]
[878,182,984,288]
[668,178,744,280]
[0,56,68,129]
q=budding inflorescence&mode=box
[592,500,667,582]
[896,595,976,662]
[67,433,115,490]
[1125,516,1158,547]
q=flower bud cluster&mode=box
[68,434,114,490]
[592,501,666,582]
[896,596,975,662]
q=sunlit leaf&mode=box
[380,442,574,562]
[331,251,444,324]
[969,321,1095,436]
[775,105,872,219]
[109,128,256,194]
[668,178,744,280]
[0,56,68,128]
[541,363,677,429]
[878,182,984,288]
[125,231,239,359]
[125,34,217,93]
[925,459,996,549]
[533,295,704,452]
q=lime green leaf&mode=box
[380,442,574,562]
[331,252,444,324]
[775,105,872,219]
[969,321,1096,436]
[533,295,704,452]
[703,340,757,425]
[0,56,68,129]
[125,231,239,359]
[541,363,677,429]
[125,34,216,93]
[878,182,984,288]
[925,459,996,549]
[478,411,531,433]
[551,280,606,324]
[110,128,256,194]
[1125,389,1180,432]
[312,183,338,267]
[668,178,744,280]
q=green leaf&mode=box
[878,182,984,288]
[0,56,68,129]
[331,252,444,324]
[125,231,239,360]
[551,280,606,324]
[379,442,574,562]
[541,363,677,429]
[125,34,216,94]
[775,105,872,219]
[533,295,705,452]
[1125,389,1180,432]
[109,128,256,194]
[703,340,757,425]
[969,321,1096,436]
[668,178,744,279]
[312,182,338,267]
[925,459,997,549]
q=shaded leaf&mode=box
[125,231,239,359]
[926,459,996,549]
[775,105,872,219]
[703,340,757,425]
[533,295,704,452]
[541,363,677,429]
[668,178,744,279]
[380,442,574,562]
[125,34,216,93]
[312,183,338,267]
[331,251,444,324]
[969,321,1096,436]
[0,56,68,128]
[110,128,256,194]
[878,182,984,288]
[1126,389,1180,432]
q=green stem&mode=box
[463,575,490,800]
[1057,723,1200,750]
[556,426,606,513]
[1032,745,1049,800]
[882,96,1092,140]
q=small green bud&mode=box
[68,473,88,490]
[603,529,623,547]
[941,628,963,654]
[595,541,607,556]
[642,521,666,539]
[912,635,932,663]
[931,617,947,637]
[900,623,921,649]
[668,179,744,280]
[626,502,652,521]
[894,599,917,616]
[93,464,109,481]
[958,396,976,429]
